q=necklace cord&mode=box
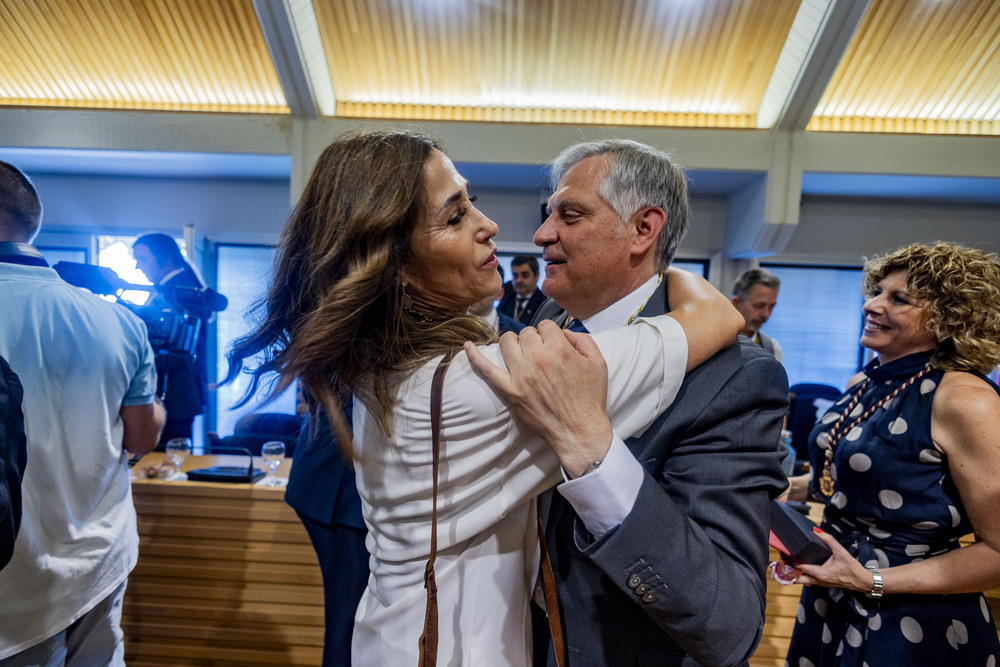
[818,362,932,497]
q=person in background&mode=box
[784,242,1000,666]
[498,254,545,325]
[0,354,26,573]
[132,233,209,447]
[523,139,788,666]
[0,160,165,664]
[732,267,783,362]
[284,393,367,667]
[224,130,742,665]
[468,265,524,334]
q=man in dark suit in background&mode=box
[469,265,525,334]
[497,254,546,325]
[284,395,368,667]
[527,140,789,666]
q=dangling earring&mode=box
[401,282,415,310]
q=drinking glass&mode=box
[260,441,286,486]
[164,437,192,479]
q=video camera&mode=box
[52,261,228,359]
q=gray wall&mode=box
[778,196,1000,265]
[31,173,291,246]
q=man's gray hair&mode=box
[732,268,781,299]
[549,139,689,271]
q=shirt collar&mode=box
[485,308,499,331]
[864,349,935,383]
[158,267,185,285]
[580,273,662,334]
[0,242,48,267]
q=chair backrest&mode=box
[786,383,842,460]
[216,412,303,457]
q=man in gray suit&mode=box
[526,140,789,666]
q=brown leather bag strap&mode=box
[538,516,566,667]
[418,352,453,667]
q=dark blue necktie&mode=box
[566,318,589,333]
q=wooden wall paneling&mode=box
[123,459,323,666]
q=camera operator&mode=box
[132,233,212,448]
[0,160,165,663]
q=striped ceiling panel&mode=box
[0,0,997,135]
[313,0,802,127]
[0,0,287,113]
[809,0,1000,135]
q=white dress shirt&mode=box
[557,273,668,539]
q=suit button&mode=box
[627,574,642,589]
[642,592,659,603]
[635,583,651,595]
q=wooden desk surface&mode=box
[124,452,323,666]
[132,451,292,483]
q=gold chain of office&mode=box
[562,273,663,331]
[818,362,932,497]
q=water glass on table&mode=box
[165,437,192,480]
[261,441,286,486]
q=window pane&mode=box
[215,245,295,439]
[672,259,709,278]
[762,265,865,391]
[96,235,188,305]
[37,246,87,266]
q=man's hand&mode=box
[464,320,613,477]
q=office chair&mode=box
[786,383,842,462]
[209,412,303,457]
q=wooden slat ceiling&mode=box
[0,0,287,113]
[0,0,997,136]
[810,0,1000,134]
[315,0,800,128]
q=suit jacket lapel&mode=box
[636,276,669,319]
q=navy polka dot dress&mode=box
[786,350,1000,666]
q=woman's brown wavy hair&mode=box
[863,242,1000,374]
[225,130,495,446]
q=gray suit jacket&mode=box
[534,282,789,666]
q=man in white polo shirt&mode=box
[0,160,165,665]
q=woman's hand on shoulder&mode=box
[932,371,1000,551]
[463,321,614,476]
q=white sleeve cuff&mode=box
[557,434,644,539]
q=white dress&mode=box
[351,316,687,666]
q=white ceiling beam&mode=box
[757,0,871,131]
[252,0,336,118]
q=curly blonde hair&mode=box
[863,242,1000,374]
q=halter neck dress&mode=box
[786,350,1000,666]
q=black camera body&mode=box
[52,261,226,360]
[133,306,201,358]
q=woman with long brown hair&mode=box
[226,129,743,664]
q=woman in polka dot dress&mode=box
[785,242,1000,667]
